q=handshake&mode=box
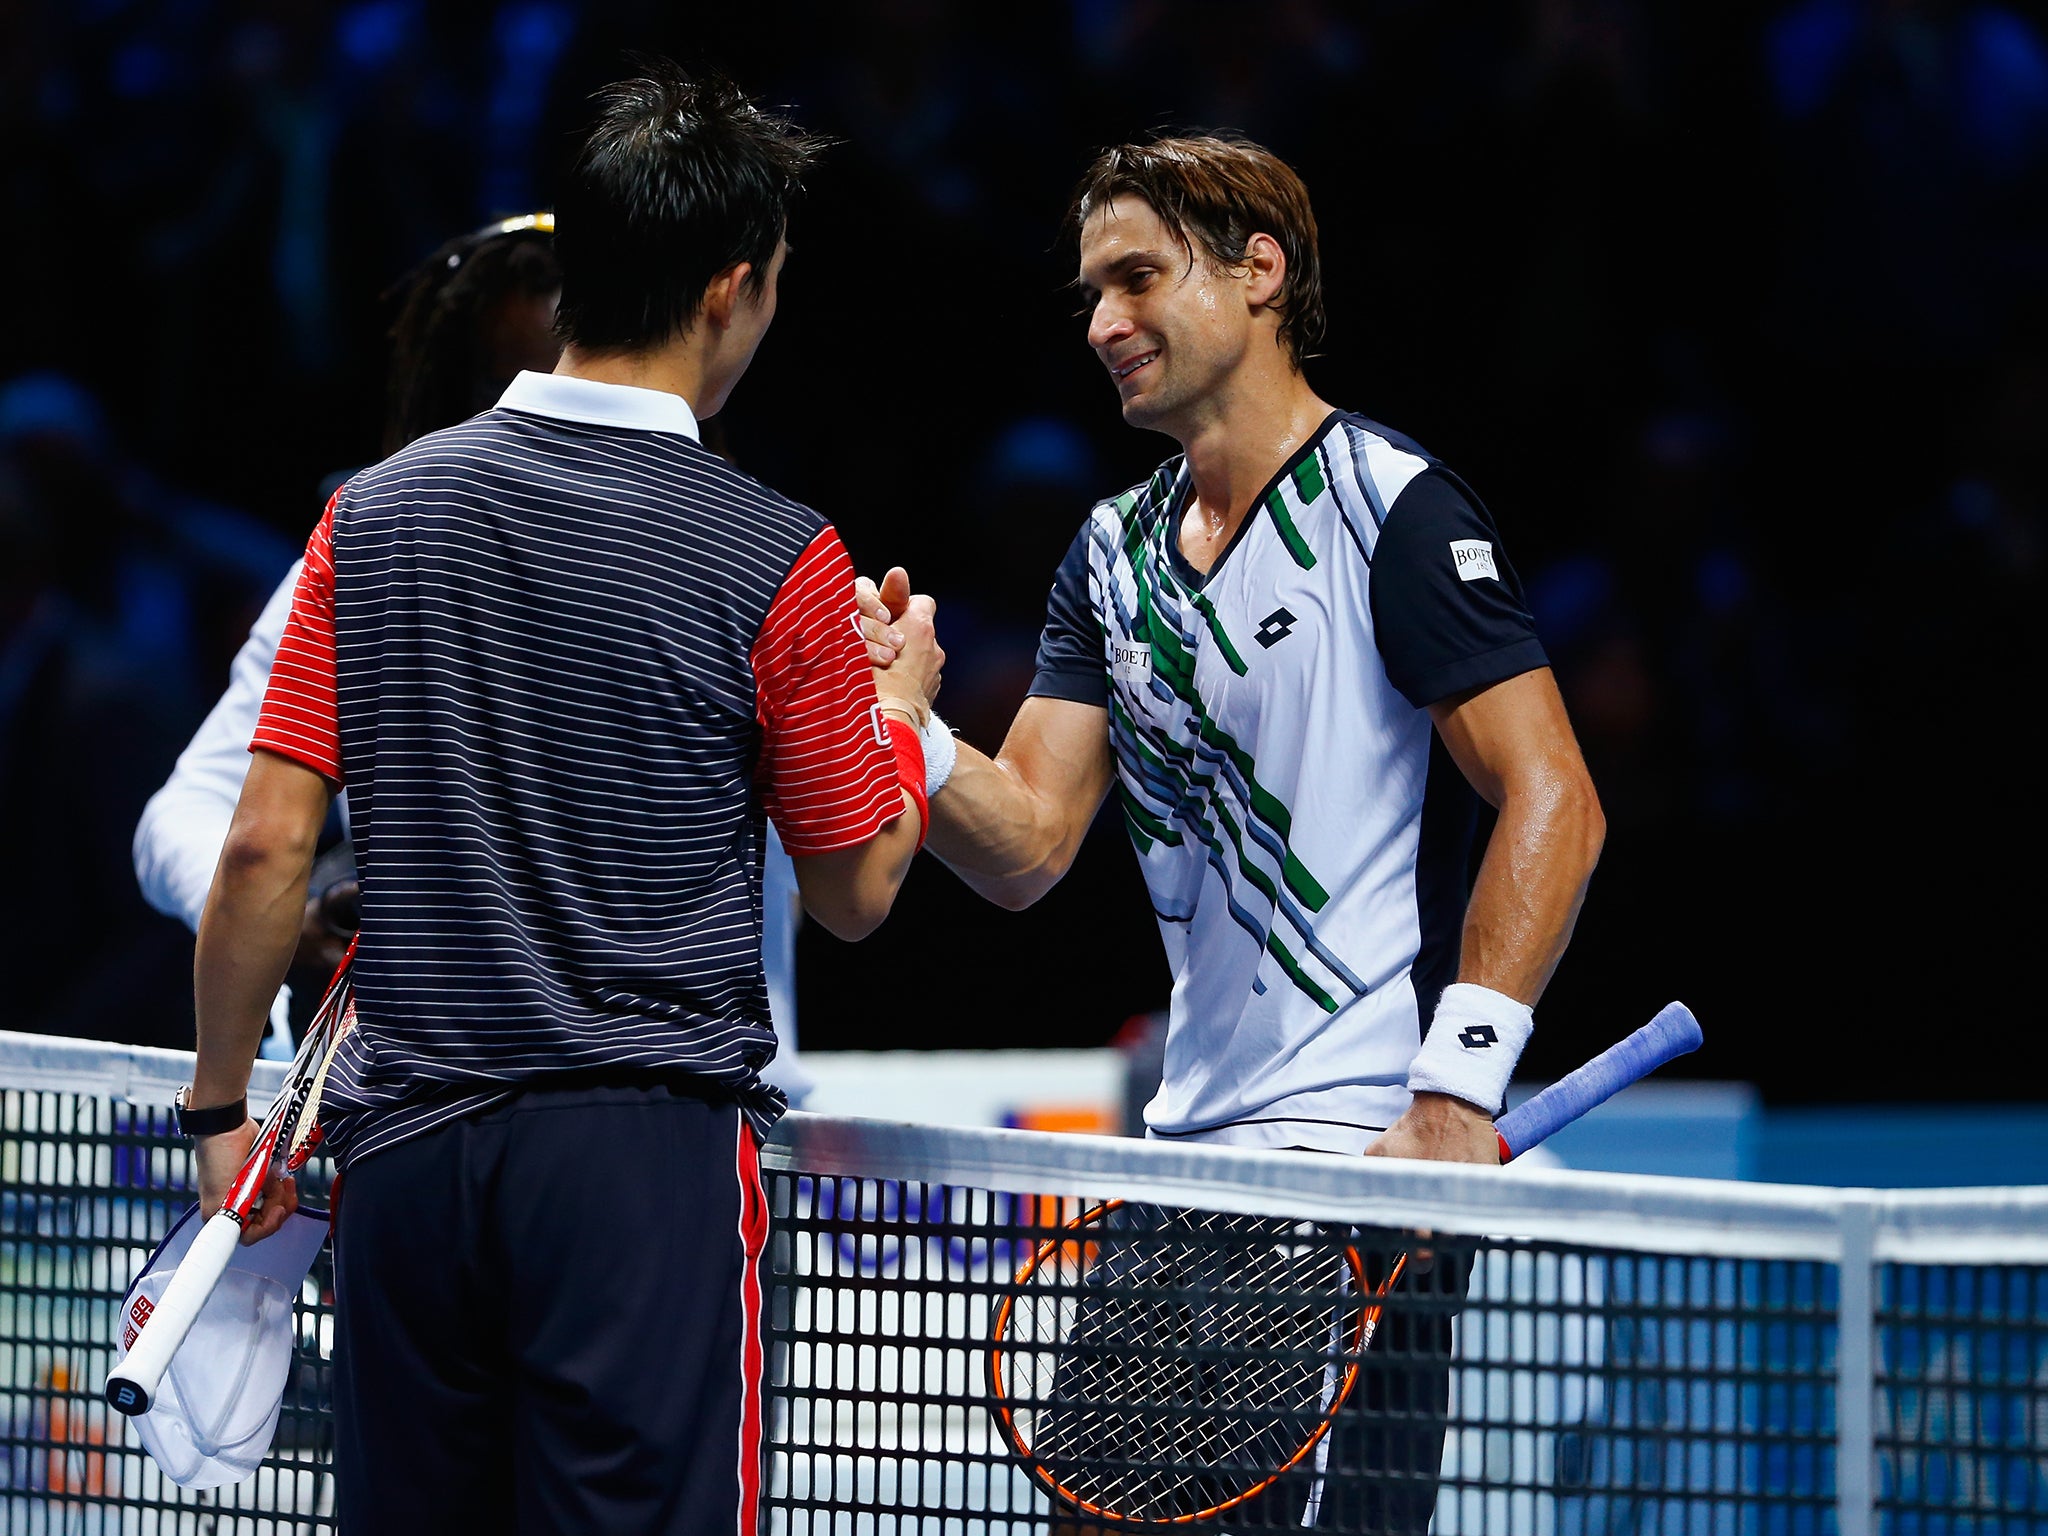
[854,565,945,735]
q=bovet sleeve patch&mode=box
[1450,539,1499,582]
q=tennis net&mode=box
[4,1030,2045,1534]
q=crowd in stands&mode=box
[5,0,2045,1095]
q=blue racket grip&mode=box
[1494,1002,1702,1160]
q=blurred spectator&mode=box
[0,378,213,1042]
[1491,0,1661,545]
[477,2,579,215]
[1768,0,2048,369]
[1529,408,1837,836]
[1071,0,1365,146]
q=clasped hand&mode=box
[855,566,944,724]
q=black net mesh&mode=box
[3,1067,2044,1534]
[764,1172,1847,1534]
[1444,1247,1838,1536]
[1876,1264,2048,1530]
[2,1082,337,1533]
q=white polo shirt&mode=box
[1031,412,1548,1152]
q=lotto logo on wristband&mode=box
[1457,1024,1499,1049]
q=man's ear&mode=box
[700,261,755,330]
[1242,232,1287,313]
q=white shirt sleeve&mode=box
[133,562,302,933]
[756,821,814,1106]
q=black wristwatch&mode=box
[173,1086,247,1138]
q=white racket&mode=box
[105,943,357,1416]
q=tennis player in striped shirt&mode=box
[183,64,941,1534]
[134,211,820,1103]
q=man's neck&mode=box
[555,344,709,417]
[1176,367,1334,537]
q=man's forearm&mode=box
[926,741,1089,910]
[1456,772,1604,1004]
[192,830,319,1105]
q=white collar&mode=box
[497,371,701,440]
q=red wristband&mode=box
[881,715,929,850]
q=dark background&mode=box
[4,0,2044,1101]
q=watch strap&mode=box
[173,1087,248,1139]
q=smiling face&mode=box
[1078,196,1263,438]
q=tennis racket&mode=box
[987,1001,1703,1525]
[105,942,359,1417]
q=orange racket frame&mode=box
[987,1197,1405,1526]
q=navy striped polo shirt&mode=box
[252,371,903,1167]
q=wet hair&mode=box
[1068,134,1326,369]
[552,60,826,354]
[384,215,561,453]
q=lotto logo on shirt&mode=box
[1450,539,1499,582]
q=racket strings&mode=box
[287,991,355,1166]
[1000,1204,1373,1520]
[234,950,356,1211]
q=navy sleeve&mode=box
[1370,470,1549,708]
[1028,518,1107,707]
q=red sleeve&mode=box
[752,526,904,854]
[251,497,344,782]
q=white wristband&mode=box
[919,711,957,796]
[1406,983,1534,1115]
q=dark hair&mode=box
[384,215,562,453]
[1067,134,1326,369]
[552,61,826,354]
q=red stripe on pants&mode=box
[735,1120,769,1533]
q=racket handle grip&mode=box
[1495,1002,1703,1161]
[104,1210,243,1416]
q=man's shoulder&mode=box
[1324,412,1445,525]
[1082,454,1187,541]
[344,415,827,539]
[1334,411,1436,467]
[639,437,828,538]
